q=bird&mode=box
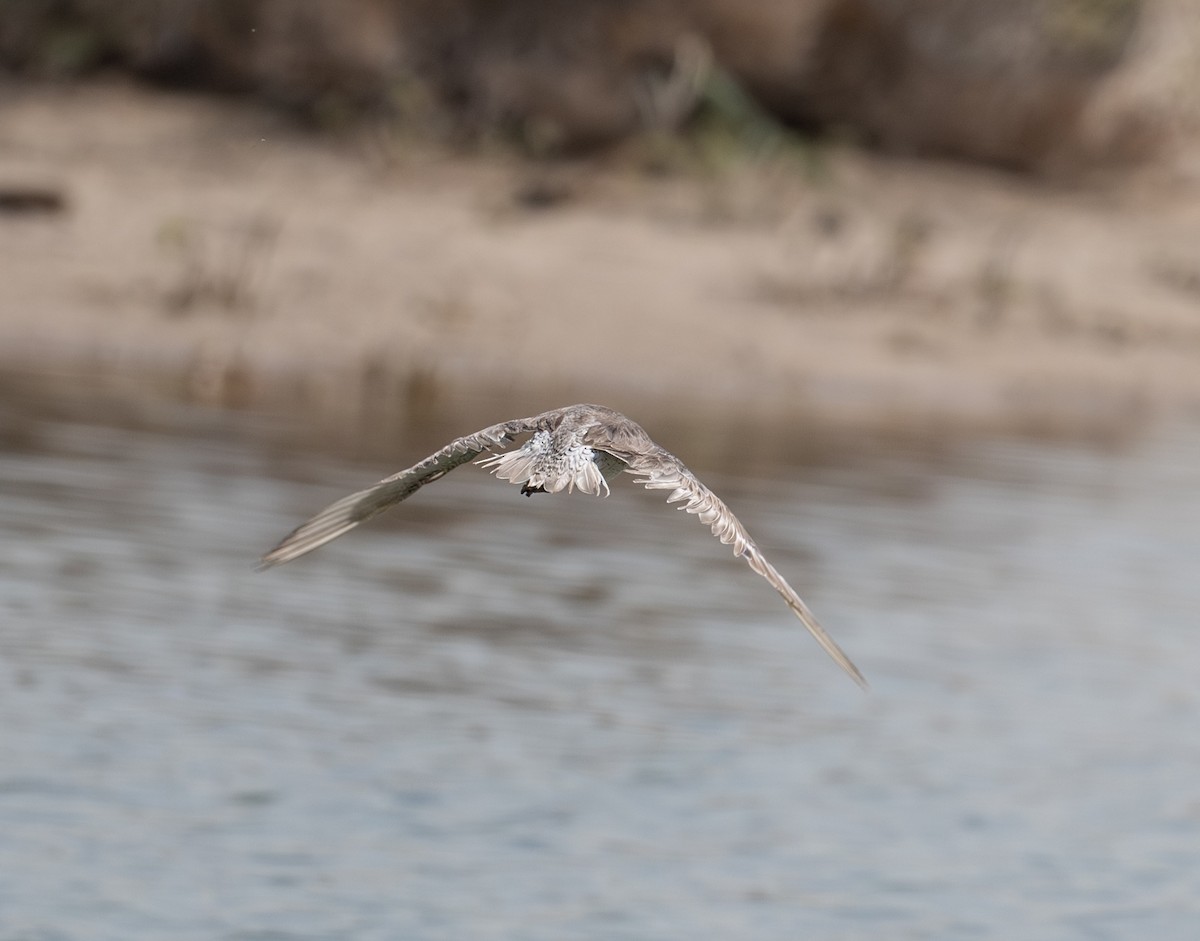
[260,403,865,687]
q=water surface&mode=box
[0,406,1197,940]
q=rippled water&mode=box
[1,404,1197,940]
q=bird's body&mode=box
[261,404,865,687]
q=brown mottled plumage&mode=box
[260,404,866,687]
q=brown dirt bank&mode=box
[2,82,1200,446]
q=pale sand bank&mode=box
[3,83,1200,445]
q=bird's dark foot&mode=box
[520,482,547,497]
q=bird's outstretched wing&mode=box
[260,415,543,568]
[589,430,867,688]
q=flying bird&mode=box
[261,404,865,687]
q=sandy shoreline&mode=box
[3,82,1200,444]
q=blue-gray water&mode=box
[1,407,1197,940]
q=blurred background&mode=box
[2,1,1199,939]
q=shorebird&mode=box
[261,404,865,687]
